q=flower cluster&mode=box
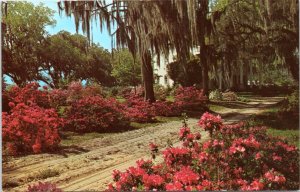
[198,112,223,137]
[8,82,50,108]
[2,103,62,155]
[107,113,299,191]
[65,96,129,133]
[175,86,207,109]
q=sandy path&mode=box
[3,96,283,191]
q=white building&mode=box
[153,47,200,87]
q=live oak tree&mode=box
[40,31,114,88]
[2,2,55,86]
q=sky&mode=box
[34,1,112,50]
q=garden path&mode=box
[3,96,283,192]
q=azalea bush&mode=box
[64,96,128,133]
[49,89,68,110]
[107,113,299,191]
[175,86,207,109]
[123,95,156,123]
[2,103,62,155]
[66,81,103,104]
[8,82,50,108]
[152,101,182,117]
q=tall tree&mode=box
[111,48,141,87]
[58,1,199,102]
[40,31,114,88]
[2,2,55,86]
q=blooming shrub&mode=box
[64,96,128,133]
[27,182,62,192]
[198,112,223,137]
[175,86,207,109]
[8,82,50,108]
[152,101,182,117]
[49,89,68,110]
[123,95,156,123]
[2,103,62,155]
[66,81,103,104]
[107,113,299,191]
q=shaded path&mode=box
[3,96,283,191]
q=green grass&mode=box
[208,104,228,112]
[116,96,126,103]
[249,105,299,147]
[166,96,175,102]
[266,129,299,147]
[61,131,114,146]
[130,116,181,129]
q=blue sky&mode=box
[35,1,112,50]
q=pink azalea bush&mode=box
[2,103,62,155]
[107,113,299,191]
[8,82,50,108]
[123,95,156,123]
[174,86,207,109]
[64,96,129,133]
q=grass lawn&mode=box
[208,103,228,112]
[249,106,299,147]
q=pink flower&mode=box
[8,102,15,108]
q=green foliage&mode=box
[154,84,168,101]
[2,2,55,85]
[40,31,114,88]
[209,89,223,100]
[111,49,142,87]
[167,57,202,87]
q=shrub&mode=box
[154,84,168,101]
[152,101,182,117]
[123,95,156,123]
[66,81,103,104]
[209,89,223,101]
[2,103,62,155]
[8,82,50,108]
[107,113,299,191]
[175,86,207,109]
[64,96,128,132]
[222,91,238,101]
[27,182,62,192]
[49,89,68,110]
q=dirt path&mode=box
[3,96,283,192]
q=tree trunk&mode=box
[218,65,223,90]
[239,60,245,90]
[141,51,155,103]
[285,53,299,82]
[200,45,209,96]
[249,61,253,88]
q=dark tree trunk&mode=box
[285,55,299,81]
[201,49,209,96]
[141,51,155,103]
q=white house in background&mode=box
[153,47,200,87]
